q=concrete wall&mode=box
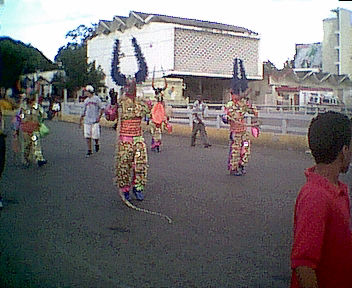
[87,22,176,90]
[322,18,338,74]
[339,8,352,75]
[174,28,260,78]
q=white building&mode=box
[87,11,261,103]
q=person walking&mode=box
[223,58,258,176]
[290,111,352,288]
[13,91,47,167]
[79,85,104,157]
[190,97,211,148]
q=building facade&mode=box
[87,11,261,103]
[323,8,352,76]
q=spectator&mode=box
[290,111,352,288]
[79,85,104,157]
[191,96,211,148]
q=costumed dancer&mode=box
[110,37,172,223]
[223,58,259,176]
[13,91,47,168]
[150,72,171,152]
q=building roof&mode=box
[94,11,258,37]
[133,11,258,35]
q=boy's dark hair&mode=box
[308,111,352,164]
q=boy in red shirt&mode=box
[291,111,352,288]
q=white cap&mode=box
[85,85,94,93]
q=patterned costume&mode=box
[150,77,170,152]
[111,37,150,201]
[115,95,150,198]
[13,94,47,167]
[224,59,258,176]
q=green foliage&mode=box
[0,37,57,89]
[55,32,105,96]
[65,24,97,45]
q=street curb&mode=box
[60,114,309,151]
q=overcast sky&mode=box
[1,0,352,68]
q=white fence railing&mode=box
[62,102,352,135]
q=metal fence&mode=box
[62,102,352,135]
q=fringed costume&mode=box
[224,59,258,176]
[13,94,47,167]
[150,76,170,152]
[110,37,172,223]
[111,37,150,201]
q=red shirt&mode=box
[291,166,352,288]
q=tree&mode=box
[0,37,56,90]
[54,24,105,98]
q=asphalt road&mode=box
[1,120,351,288]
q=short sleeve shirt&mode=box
[81,95,103,124]
[290,166,352,288]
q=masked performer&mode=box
[111,37,151,202]
[110,38,172,223]
[223,59,258,176]
[150,75,170,152]
[13,92,47,168]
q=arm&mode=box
[291,187,328,288]
[79,102,86,127]
[295,266,318,288]
[97,98,104,123]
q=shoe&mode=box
[86,151,92,158]
[123,192,131,201]
[133,187,144,201]
[37,160,47,167]
[191,144,195,147]
[95,145,100,152]
[240,165,247,175]
[204,144,212,148]
[230,170,242,176]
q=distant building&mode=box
[249,62,352,107]
[87,11,261,103]
[294,43,322,72]
[323,8,352,75]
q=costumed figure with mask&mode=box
[222,59,259,176]
[13,91,47,168]
[150,72,171,152]
[110,37,172,223]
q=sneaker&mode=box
[95,145,100,152]
[37,160,47,167]
[133,187,144,201]
[123,192,131,201]
[86,150,92,158]
[204,144,212,148]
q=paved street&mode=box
[1,120,351,287]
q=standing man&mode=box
[290,111,352,288]
[79,85,104,157]
[191,97,211,148]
